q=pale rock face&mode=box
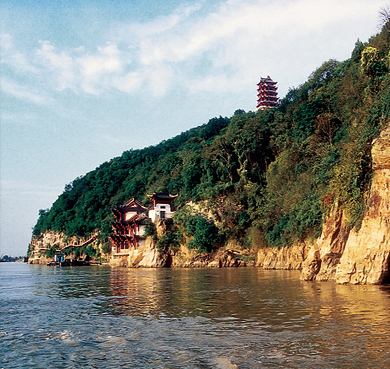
[257,243,308,270]
[110,236,172,268]
[336,171,390,284]
[300,203,350,281]
[29,231,91,264]
[300,124,390,284]
[172,247,250,268]
[336,126,390,284]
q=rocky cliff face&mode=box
[299,203,350,281]
[110,243,250,268]
[299,124,390,284]
[28,231,101,264]
[256,243,308,270]
[109,237,172,268]
[335,125,390,284]
[171,246,251,268]
[28,231,85,264]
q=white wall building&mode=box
[147,193,177,222]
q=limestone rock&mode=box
[213,249,248,267]
[300,203,350,281]
[110,237,171,268]
[183,252,212,268]
[171,247,250,268]
[257,243,307,270]
[372,125,390,171]
[171,245,199,267]
[300,248,321,281]
[300,124,390,284]
[29,231,100,264]
[336,126,390,284]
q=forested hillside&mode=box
[31,26,390,256]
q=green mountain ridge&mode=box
[30,26,390,257]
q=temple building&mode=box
[256,76,278,110]
[110,199,148,254]
[148,193,177,222]
[110,194,177,259]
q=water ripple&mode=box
[1,264,390,368]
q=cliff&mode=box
[28,231,100,264]
[335,124,390,284]
[171,246,251,268]
[299,124,390,284]
[110,242,250,268]
[29,125,389,281]
[109,237,171,268]
[256,243,309,270]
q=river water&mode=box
[1,263,390,368]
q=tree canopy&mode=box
[32,26,390,252]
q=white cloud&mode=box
[0,33,39,73]
[2,0,383,100]
[99,133,134,145]
[36,40,77,91]
[35,40,132,94]
[78,43,123,94]
[0,110,40,127]
[1,77,53,105]
[116,3,202,41]
[0,33,13,49]
[111,71,143,93]
[110,0,382,96]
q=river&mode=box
[1,263,389,368]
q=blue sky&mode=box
[0,0,385,256]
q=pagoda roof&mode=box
[112,213,148,228]
[257,75,277,85]
[114,198,148,212]
[122,198,147,208]
[112,198,148,219]
[147,193,178,200]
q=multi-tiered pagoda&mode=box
[256,76,278,110]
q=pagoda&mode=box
[110,198,148,253]
[256,76,278,110]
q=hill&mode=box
[29,26,390,278]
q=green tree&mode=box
[186,215,218,252]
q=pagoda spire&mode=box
[256,75,278,110]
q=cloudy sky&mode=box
[0,0,385,256]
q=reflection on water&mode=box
[1,263,389,368]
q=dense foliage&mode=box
[32,27,390,252]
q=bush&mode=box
[186,215,218,253]
[143,220,157,237]
[85,244,98,257]
[43,244,58,258]
[156,230,179,252]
